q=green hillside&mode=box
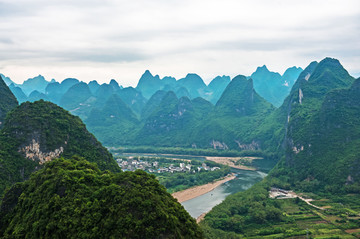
[135,91,213,147]
[192,75,274,150]
[0,100,119,197]
[85,94,139,146]
[59,82,92,110]
[141,90,168,120]
[200,58,359,238]
[246,61,319,155]
[272,67,357,193]
[0,76,18,127]
[0,85,203,238]
[118,87,147,116]
[92,75,276,152]
[8,84,27,104]
[0,157,203,238]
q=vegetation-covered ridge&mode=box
[0,157,203,238]
[272,74,358,193]
[110,145,274,158]
[0,99,119,198]
[0,75,18,127]
[2,65,304,152]
[200,58,360,237]
[3,100,119,172]
[113,75,276,151]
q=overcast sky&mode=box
[0,0,359,86]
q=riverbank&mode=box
[206,156,261,171]
[172,174,236,203]
[196,212,208,223]
[114,152,263,171]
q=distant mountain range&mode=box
[2,65,302,107]
[1,65,305,150]
[251,65,303,107]
[4,61,357,153]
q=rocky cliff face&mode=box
[2,100,119,171]
[20,139,64,164]
[0,100,120,197]
[267,59,359,192]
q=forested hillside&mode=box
[0,158,203,238]
[1,66,302,153]
[0,100,119,198]
[200,58,360,238]
[0,80,202,238]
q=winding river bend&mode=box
[114,153,275,218]
[181,169,267,218]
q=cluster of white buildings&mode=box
[116,158,220,174]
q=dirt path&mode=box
[172,174,236,203]
[270,189,326,210]
[298,196,325,210]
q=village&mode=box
[116,157,221,174]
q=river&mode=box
[181,169,267,218]
[113,152,276,219]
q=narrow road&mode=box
[298,196,325,210]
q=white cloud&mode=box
[0,0,359,85]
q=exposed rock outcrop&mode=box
[19,139,64,164]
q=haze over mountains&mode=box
[2,65,302,106]
[1,65,304,149]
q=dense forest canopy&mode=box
[0,157,203,238]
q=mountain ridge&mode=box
[200,57,359,238]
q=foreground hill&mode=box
[0,100,119,197]
[0,81,202,238]
[0,158,203,238]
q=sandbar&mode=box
[206,156,260,170]
[172,174,236,203]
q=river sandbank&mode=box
[196,212,208,223]
[172,174,236,203]
[206,156,261,171]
